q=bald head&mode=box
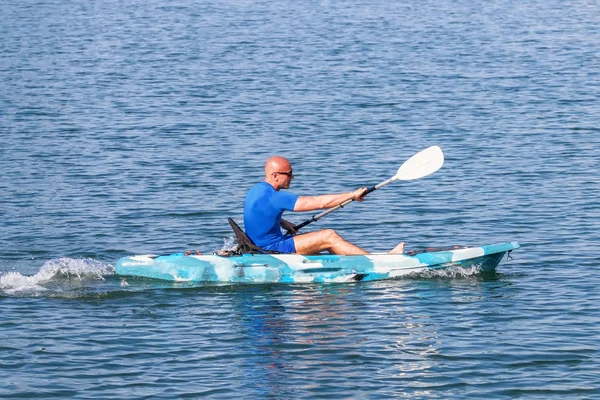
[264,156,294,190]
[265,156,291,176]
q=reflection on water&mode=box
[229,287,291,397]
[227,283,460,394]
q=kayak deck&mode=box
[115,242,520,284]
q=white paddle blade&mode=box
[395,146,444,180]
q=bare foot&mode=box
[389,242,405,254]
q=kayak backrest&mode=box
[227,218,280,254]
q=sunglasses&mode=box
[275,170,293,177]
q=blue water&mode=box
[1,0,599,397]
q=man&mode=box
[243,156,405,255]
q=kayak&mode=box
[115,242,520,284]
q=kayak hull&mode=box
[115,242,520,284]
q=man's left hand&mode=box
[281,219,298,235]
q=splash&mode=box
[220,236,238,252]
[0,258,114,295]
[411,265,487,279]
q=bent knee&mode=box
[322,229,341,241]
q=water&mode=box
[1,0,599,397]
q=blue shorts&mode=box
[263,236,296,254]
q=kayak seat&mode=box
[227,218,280,255]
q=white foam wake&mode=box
[220,236,237,251]
[414,265,486,279]
[0,258,114,295]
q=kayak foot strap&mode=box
[405,245,465,256]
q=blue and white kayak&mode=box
[115,242,520,284]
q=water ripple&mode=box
[2,0,600,397]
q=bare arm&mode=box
[294,188,367,212]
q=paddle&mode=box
[292,145,444,232]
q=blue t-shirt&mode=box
[243,182,299,248]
